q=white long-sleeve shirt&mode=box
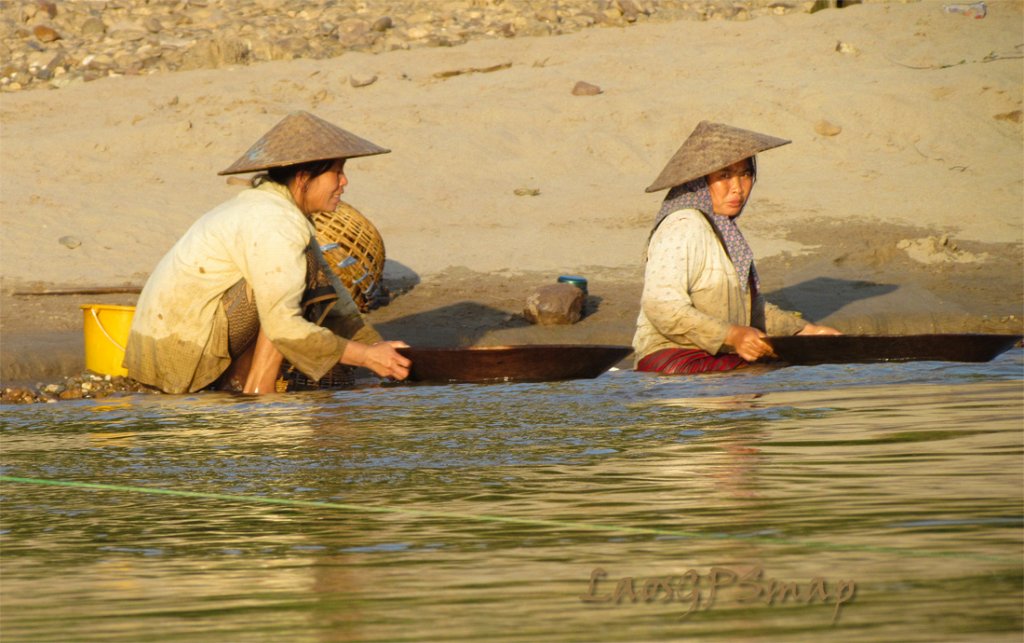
[633,208,806,363]
[125,181,377,393]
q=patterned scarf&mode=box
[650,161,759,293]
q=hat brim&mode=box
[645,121,790,192]
[218,111,390,176]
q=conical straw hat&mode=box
[218,111,390,175]
[645,121,790,192]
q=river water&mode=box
[2,351,1022,642]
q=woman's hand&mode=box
[797,323,842,336]
[725,324,773,362]
[342,340,412,380]
[364,341,412,380]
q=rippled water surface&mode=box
[2,352,1022,642]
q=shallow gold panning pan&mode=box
[396,345,633,384]
[766,333,1021,366]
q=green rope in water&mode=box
[0,475,1014,562]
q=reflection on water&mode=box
[2,352,1022,642]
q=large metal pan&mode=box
[765,333,1021,366]
[396,344,633,384]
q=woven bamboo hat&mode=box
[218,111,390,175]
[645,121,790,192]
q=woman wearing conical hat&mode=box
[124,111,410,394]
[633,121,840,374]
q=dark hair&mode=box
[251,158,340,188]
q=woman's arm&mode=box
[761,298,842,337]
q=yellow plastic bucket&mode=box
[80,304,136,377]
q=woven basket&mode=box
[311,201,388,312]
[278,364,356,392]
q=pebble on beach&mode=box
[815,119,843,136]
[571,81,603,96]
[2,371,158,405]
[349,73,378,88]
[58,235,82,249]
[835,40,858,55]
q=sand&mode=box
[1,1,1022,385]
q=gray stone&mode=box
[371,16,394,32]
[523,283,585,325]
[337,18,375,48]
[179,36,248,70]
[27,50,61,70]
[113,50,140,72]
[618,0,644,21]
[80,17,107,38]
[536,7,559,23]
[108,20,148,40]
[144,16,163,33]
[37,2,58,19]
[82,53,114,70]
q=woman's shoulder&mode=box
[652,208,712,239]
[193,187,308,244]
[211,185,302,223]
[660,207,708,226]
[236,184,293,210]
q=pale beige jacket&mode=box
[124,181,379,393]
[633,209,806,363]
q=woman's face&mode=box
[299,159,347,214]
[706,158,754,217]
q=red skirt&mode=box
[636,348,748,374]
